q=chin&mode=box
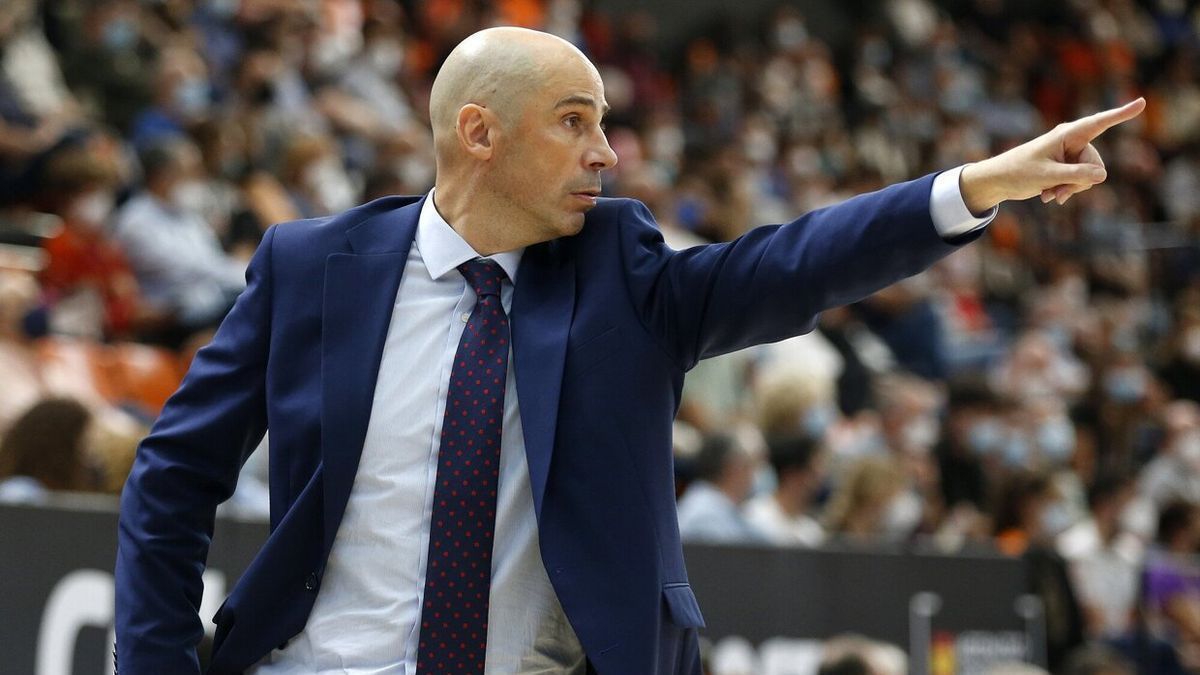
[553,214,586,238]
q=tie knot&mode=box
[457,259,507,298]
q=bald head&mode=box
[429,27,596,158]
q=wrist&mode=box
[959,161,1003,216]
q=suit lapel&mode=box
[512,240,576,520]
[320,198,421,554]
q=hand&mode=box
[959,98,1146,213]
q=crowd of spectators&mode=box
[1,0,1199,672]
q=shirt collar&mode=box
[416,188,523,284]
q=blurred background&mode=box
[1,0,1199,673]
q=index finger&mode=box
[1067,97,1147,141]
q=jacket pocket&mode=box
[567,325,621,374]
[662,583,706,628]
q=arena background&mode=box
[1,0,1199,673]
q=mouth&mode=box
[571,189,601,206]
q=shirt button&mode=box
[461,312,470,322]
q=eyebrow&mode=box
[554,94,610,117]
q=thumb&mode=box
[1047,162,1106,186]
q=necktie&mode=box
[416,259,510,674]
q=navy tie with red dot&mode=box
[416,259,510,674]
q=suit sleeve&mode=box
[618,173,983,369]
[114,225,277,673]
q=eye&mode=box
[563,114,581,128]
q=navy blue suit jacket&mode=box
[115,172,978,673]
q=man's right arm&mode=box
[114,224,277,673]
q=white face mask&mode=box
[305,160,358,214]
[367,42,403,77]
[880,490,923,541]
[1039,502,1073,538]
[902,416,940,452]
[170,180,209,214]
[69,191,114,229]
[1183,327,1200,363]
[1175,431,1200,465]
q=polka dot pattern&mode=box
[416,259,509,674]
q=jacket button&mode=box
[304,572,318,591]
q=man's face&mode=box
[489,57,618,242]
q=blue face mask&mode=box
[1040,502,1073,537]
[750,464,777,499]
[1105,368,1146,404]
[1036,419,1076,464]
[803,405,835,441]
[174,78,210,116]
[1003,432,1030,468]
[967,419,1003,455]
[103,18,137,52]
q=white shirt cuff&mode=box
[930,165,997,239]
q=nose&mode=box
[586,131,618,171]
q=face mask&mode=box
[1104,368,1146,404]
[773,17,808,50]
[1040,502,1073,538]
[368,42,403,77]
[803,404,835,441]
[903,417,940,452]
[220,156,247,182]
[743,128,778,165]
[1120,498,1156,541]
[174,78,210,117]
[1111,328,1139,353]
[880,490,922,541]
[1175,431,1200,464]
[305,160,358,214]
[206,0,240,19]
[69,191,114,229]
[1042,324,1072,352]
[750,463,776,500]
[1003,431,1030,468]
[1036,418,1076,464]
[103,17,137,52]
[1182,327,1200,363]
[967,419,1003,455]
[170,180,209,214]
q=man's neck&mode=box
[433,178,535,255]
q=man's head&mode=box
[429,27,618,253]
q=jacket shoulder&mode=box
[268,195,423,255]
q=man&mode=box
[676,432,770,544]
[115,26,1144,675]
[112,136,245,344]
[743,435,827,547]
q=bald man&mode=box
[115,26,1143,675]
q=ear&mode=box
[456,103,496,160]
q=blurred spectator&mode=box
[818,634,905,675]
[112,136,245,346]
[130,45,213,149]
[279,133,360,217]
[1061,643,1136,675]
[1058,474,1143,641]
[823,454,908,543]
[677,431,770,544]
[38,147,157,340]
[0,396,95,501]
[743,435,826,547]
[994,471,1087,670]
[1143,500,1200,669]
